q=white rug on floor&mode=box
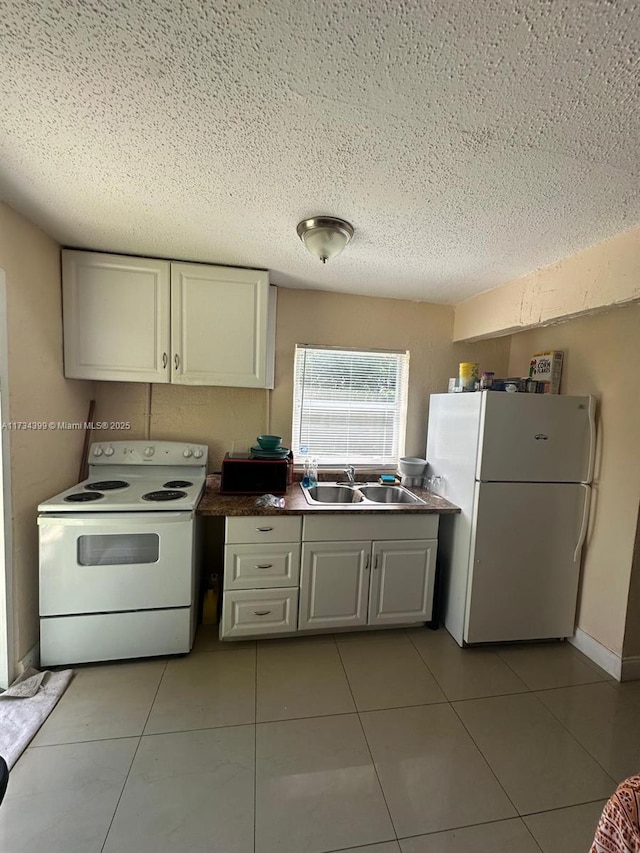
[0,667,74,768]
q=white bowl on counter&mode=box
[399,456,428,476]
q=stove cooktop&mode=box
[38,441,208,513]
[39,473,205,512]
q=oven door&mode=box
[39,512,195,615]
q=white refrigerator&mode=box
[426,391,595,646]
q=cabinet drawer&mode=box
[303,514,438,542]
[221,588,299,638]
[224,543,301,590]
[226,516,302,544]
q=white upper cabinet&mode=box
[62,250,274,387]
[170,262,270,387]
[62,251,170,383]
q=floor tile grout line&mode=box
[530,676,613,694]
[25,632,617,852]
[28,733,144,750]
[493,640,612,686]
[414,648,580,824]
[527,689,618,786]
[406,627,533,703]
[401,627,609,698]
[563,642,616,680]
[489,647,536,692]
[401,628,453,695]
[394,813,546,844]
[448,697,522,819]
[520,796,610,818]
[406,627,503,700]
[99,657,168,853]
[451,691,617,817]
[334,639,400,845]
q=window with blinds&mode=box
[292,344,410,466]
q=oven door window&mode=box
[77,533,159,566]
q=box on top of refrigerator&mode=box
[528,350,563,394]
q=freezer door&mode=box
[477,393,594,483]
[464,482,589,644]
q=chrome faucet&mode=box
[343,465,356,484]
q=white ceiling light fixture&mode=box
[296,216,354,263]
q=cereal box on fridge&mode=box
[528,350,563,394]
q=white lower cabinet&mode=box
[298,541,370,630]
[220,513,439,640]
[299,514,439,632]
[221,588,299,638]
[368,539,436,625]
[220,516,302,638]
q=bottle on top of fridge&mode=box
[459,362,479,391]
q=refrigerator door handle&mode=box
[585,396,596,483]
[573,484,591,563]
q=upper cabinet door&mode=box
[62,251,170,382]
[170,262,270,387]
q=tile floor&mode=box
[2,625,636,853]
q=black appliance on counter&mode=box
[220,453,291,495]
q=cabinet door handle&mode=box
[374,554,379,570]
[365,553,370,570]
[174,353,180,370]
[256,527,273,532]
[162,352,168,368]
[255,564,273,569]
[253,610,271,616]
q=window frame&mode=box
[291,343,410,470]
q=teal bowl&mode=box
[257,434,282,450]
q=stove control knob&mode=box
[104,445,115,457]
[93,446,103,457]
[144,446,155,457]
[183,448,193,458]
[193,449,203,459]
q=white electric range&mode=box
[38,440,208,666]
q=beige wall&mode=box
[623,508,640,658]
[0,203,93,665]
[508,304,640,657]
[271,288,511,461]
[93,287,511,468]
[93,382,270,470]
[455,227,640,342]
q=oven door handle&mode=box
[38,512,193,526]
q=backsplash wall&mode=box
[93,286,511,469]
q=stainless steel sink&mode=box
[358,485,424,504]
[304,484,364,504]
[301,482,425,507]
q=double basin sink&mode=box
[301,482,425,507]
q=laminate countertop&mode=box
[197,475,460,517]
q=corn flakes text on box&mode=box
[528,350,563,394]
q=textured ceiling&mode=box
[1,0,639,303]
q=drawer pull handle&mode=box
[254,610,272,616]
[256,527,274,532]
[255,564,273,569]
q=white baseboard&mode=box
[17,641,40,676]
[621,656,640,682]
[568,628,622,681]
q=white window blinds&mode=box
[292,344,409,466]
